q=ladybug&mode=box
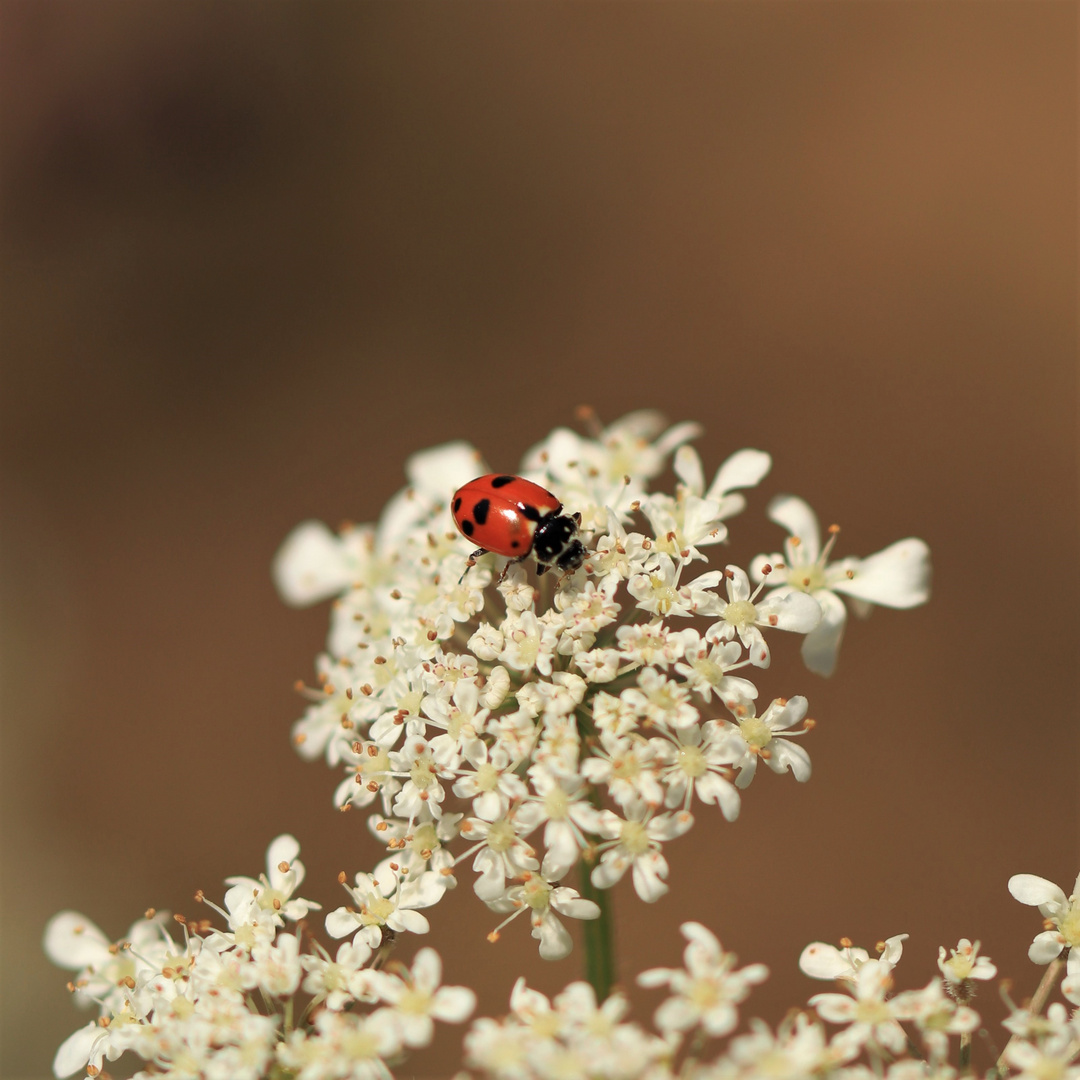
[451,474,587,581]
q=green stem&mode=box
[578,860,616,1002]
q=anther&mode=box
[338,872,348,884]
[194,890,205,903]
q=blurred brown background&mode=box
[1,3,1076,1078]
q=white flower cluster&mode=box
[45,835,476,1080]
[275,412,930,957]
[460,916,1076,1080]
[47,847,1080,1080]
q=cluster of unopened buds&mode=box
[47,412,1078,1079]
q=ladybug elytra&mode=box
[451,474,587,581]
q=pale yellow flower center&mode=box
[362,896,395,925]
[739,716,772,750]
[691,657,725,687]
[1059,900,1080,946]
[854,999,894,1025]
[397,987,432,1016]
[409,823,439,855]
[677,744,708,778]
[522,876,553,911]
[688,977,721,1010]
[475,762,500,792]
[620,820,651,855]
[486,819,517,854]
[543,786,570,820]
[362,749,390,777]
[724,599,757,629]
[789,563,826,593]
[410,754,436,789]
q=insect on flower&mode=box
[451,474,587,582]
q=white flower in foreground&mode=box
[638,921,768,1037]
[723,695,813,789]
[753,495,930,677]
[591,808,694,902]
[224,833,321,924]
[799,934,908,981]
[487,873,600,960]
[809,958,908,1055]
[937,938,996,994]
[1008,870,1080,972]
[371,947,476,1047]
[708,564,821,668]
[892,979,980,1062]
[1001,1003,1080,1080]
[325,865,445,948]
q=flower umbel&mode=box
[275,413,929,957]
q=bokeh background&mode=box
[1,3,1076,1078]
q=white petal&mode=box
[411,947,442,991]
[673,445,705,495]
[799,942,851,980]
[391,909,431,935]
[432,984,478,1022]
[768,495,821,561]
[800,590,847,677]
[808,992,857,1022]
[549,889,601,920]
[1028,930,1065,964]
[653,420,704,457]
[768,740,812,782]
[832,538,931,609]
[1008,874,1067,908]
[535,913,573,960]
[43,912,110,969]
[272,521,351,606]
[406,441,486,499]
[758,589,822,633]
[53,1023,102,1078]
[707,448,772,499]
[695,773,741,821]
[325,907,360,940]
[631,853,670,903]
[266,834,302,888]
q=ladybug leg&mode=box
[496,554,528,584]
[459,548,488,584]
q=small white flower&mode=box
[753,495,930,677]
[809,958,908,1055]
[724,695,813,788]
[1008,870,1080,972]
[371,947,476,1047]
[487,874,601,960]
[708,564,821,668]
[591,807,694,902]
[799,935,908,981]
[937,938,996,988]
[638,921,768,1037]
[223,834,321,924]
[325,864,445,948]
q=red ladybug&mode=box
[451,474,587,580]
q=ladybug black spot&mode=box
[491,475,515,488]
[521,504,542,523]
[461,519,475,537]
[510,540,520,549]
[472,498,490,525]
[452,497,462,513]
